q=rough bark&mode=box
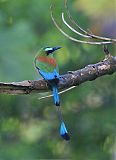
[0,56,116,95]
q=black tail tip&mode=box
[55,102,60,106]
[61,133,70,141]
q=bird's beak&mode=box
[53,46,62,51]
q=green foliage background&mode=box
[0,0,116,159]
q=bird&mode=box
[34,46,70,141]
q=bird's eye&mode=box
[45,47,53,55]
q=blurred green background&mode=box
[0,0,116,159]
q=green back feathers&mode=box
[34,48,59,73]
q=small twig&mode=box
[38,86,76,100]
[103,45,112,59]
[104,45,110,55]
[51,4,114,45]
[62,12,90,38]
[64,0,116,43]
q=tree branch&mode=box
[50,2,116,45]
[0,56,116,95]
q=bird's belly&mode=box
[38,68,59,80]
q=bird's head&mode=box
[43,46,61,55]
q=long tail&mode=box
[52,85,70,141]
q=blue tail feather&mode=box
[52,85,70,141]
[60,122,70,141]
[52,85,60,106]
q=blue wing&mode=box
[38,68,59,80]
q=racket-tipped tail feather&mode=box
[60,122,70,141]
